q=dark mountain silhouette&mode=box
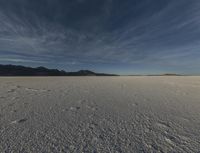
[161,73,182,76]
[0,64,118,76]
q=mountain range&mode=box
[0,64,118,76]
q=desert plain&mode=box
[0,76,200,152]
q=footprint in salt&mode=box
[25,88,50,93]
[7,89,16,93]
[131,102,138,107]
[40,89,51,92]
[156,121,170,130]
[78,99,87,104]
[86,105,98,111]
[11,97,19,100]
[69,106,81,112]
[164,137,175,145]
[25,88,38,92]
[88,121,98,130]
[11,110,17,113]
[14,85,22,89]
[10,118,27,124]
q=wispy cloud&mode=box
[0,58,47,63]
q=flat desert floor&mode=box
[0,77,200,153]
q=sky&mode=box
[0,0,200,75]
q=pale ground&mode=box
[0,77,200,153]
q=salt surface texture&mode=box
[0,77,200,152]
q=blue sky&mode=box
[0,0,200,74]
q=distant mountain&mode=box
[161,73,182,76]
[147,74,182,76]
[0,64,118,76]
